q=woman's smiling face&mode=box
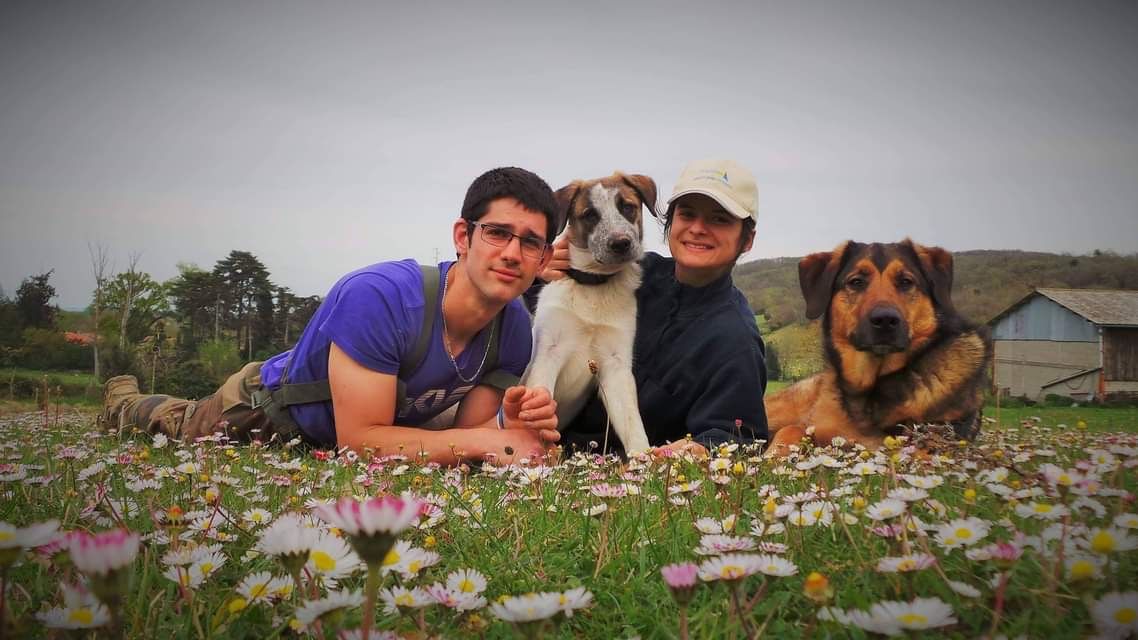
[668,193,754,286]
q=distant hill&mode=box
[734,248,1138,379]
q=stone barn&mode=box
[988,288,1138,402]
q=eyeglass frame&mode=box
[466,221,550,261]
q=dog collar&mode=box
[564,268,616,285]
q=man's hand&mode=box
[538,234,571,282]
[650,439,709,460]
[501,385,559,443]
[488,427,558,464]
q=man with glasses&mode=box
[101,167,564,464]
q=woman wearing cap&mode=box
[542,159,769,458]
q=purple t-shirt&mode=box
[259,259,533,446]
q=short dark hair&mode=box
[461,167,559,243]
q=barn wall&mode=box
[1041,371,1098,400]
[992,296,1098,341]
[1105,328,1138,381]
[993,340,1098,398]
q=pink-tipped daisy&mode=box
[313,494,423,564]
[68,529,140,577]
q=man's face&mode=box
[453,197,551,305]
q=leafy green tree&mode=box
[212,251,274,361]
[167,263,225,351]
[15,271,57,329]
[103,269,170,348]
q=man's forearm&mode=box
[338,424,520,466]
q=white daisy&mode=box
[1087,527,1138,554]
[946,580,982,598]
[307,533,362,581]
[876,553,936,573]
[379,585,432,614]
[865,499,907,521]
[294,589,365,628]
[1089,591,1138,639]
[446,568,488,595]
[489,592,562,623]
[557,587,594,617]
[35,584,110,629]
[1014,502,1070,521]
[860,597,957,634]
[934,517,991,550]
[698,553,765,582]
[695,534,757,555]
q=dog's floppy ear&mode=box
[552,182,580,237]
[620,173,659,218]
[906,238,955,313]
[799,241,850,320]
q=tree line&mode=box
[1,248,321,397]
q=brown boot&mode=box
[100,375,140,429]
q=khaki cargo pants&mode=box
[103,362,287,444]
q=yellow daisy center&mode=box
[199,562,214,575]
[955,528,973,539]
[1091,531,1116,553]
[459,579,476,593]
[720,565,744,579]
[1115,608,1137,624]
[311,551,336,572]
[0,532,13,543]
[1034,504,1053,513]
[898,613,928,626]
[898,559,916,571]
[69,608,94,625]
[395,593,414,607]
[383,550,401,566]
[1070,561,1095,580]
[249,583,268,599]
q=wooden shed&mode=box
[988,288,1138,402]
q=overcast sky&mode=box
[2,0,1136,309]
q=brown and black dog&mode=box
[764,239,992,454]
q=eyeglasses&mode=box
[469,221,549,261]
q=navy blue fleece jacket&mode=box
[539,252,769,453]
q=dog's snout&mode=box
[609,237,632,255]
[869,306,903,331]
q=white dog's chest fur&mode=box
[524,264,650,452]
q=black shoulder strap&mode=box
[400,265,440,379]
[269,263,441,414]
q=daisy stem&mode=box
[678,604,689,640]
[988,569,1010,637]
[362,562,381,640]
[730,584,757,640]
[0,565,8,640]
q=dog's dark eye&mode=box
[619,202,636,216]
[581,208,599,222]
[847,276,867,291]
[896,276,915,291]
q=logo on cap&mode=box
[696,169,730,185]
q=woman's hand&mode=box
[538,234,571,282]
[650,439,709,460]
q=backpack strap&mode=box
[394,265,440,407]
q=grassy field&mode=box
[0,403,1135,638]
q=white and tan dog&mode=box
[523,172,658,454]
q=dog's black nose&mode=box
[609,237,632,254]
[869,306,903,330]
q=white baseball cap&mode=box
[665,158,758,223]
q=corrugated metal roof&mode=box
[1034,288,1138,327]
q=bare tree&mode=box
[118,252,143,351]
[88,242,110,383]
